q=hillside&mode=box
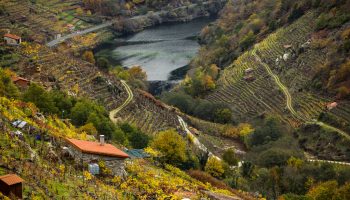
[0,96,245,199]
[1,0,350,199]
[180,1,350,161]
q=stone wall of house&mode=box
[68,146,127,177]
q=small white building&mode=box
[4,33,21,45]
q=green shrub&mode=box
[239,31,256,50]
[222,148,238,166]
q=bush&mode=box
[187,170,229,190]
[258,148,295,167]
[239,31,256,50]
[214,108,232,124]
[120,123,150,149]
[161,92,195,114]
[96,57,110,70]
[151,129,187,167]
[249,117,283,147]
[204,157,225,178]
[0,69,19,98]
[222,148,238,166]
[82,51,95,64]
[23,84,58,114]
[307,181,338,200]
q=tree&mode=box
[208,64,219,79]
[82,51,95,64]
[241,161,254,178]
[334,183,350,200]
[249,117,283,146]
[258,148,295,167]
[222,148,238,166]
[161,92,195,114]
[307,181,338,200]
[78,123,98,135]
[337,86,350,99]
[97,57,110,70]
[0,69,19,98]
[214,108,232,124]
[23,84,58,114]
[120,123,150,149]
[205,157,224,178]
[151,129,187,166]
[239,31,256,50]
[76,8,84,15]
[128,66,147,80]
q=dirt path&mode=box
[109,80,133,123]
[251,50,350,140]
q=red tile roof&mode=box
[0,174,24,186]
[4,33,21,40]
[66,138,129,158]
[11,76,29,83]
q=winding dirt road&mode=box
[251,49,350,140]
[109,80,133,123]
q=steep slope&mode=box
[206,11,350,136]
[0,96,242,199]
[14,46,180,135]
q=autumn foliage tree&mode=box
[82,51,95,64]
[205,157,224,178]
[151,129,187,167]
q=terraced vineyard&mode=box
[207,11,350,135]
[0,0,90,42]
[17,47,180,135]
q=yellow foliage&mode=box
[21,42,41,56]
[203,75,216,90]
[144,147,162,157]
[238,123,254,137]
[287,156,303,169]
[76,7,84,15]
[341,28,350,40]
[83,171,92,181]
[120,160,231,199]
[205,157,224,178]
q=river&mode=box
[94,17,215,81]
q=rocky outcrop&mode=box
[115,0,227,33]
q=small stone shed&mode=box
[4,33,21,45]
[66,136,129,176]
[0,174,24,199]
[11,76,30,88]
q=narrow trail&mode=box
[109,80,133,123]
[108,80,222,160]
[307,159,350,166]
[178,116,221,160]
[251,49,350,140]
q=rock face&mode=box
[69,145,127,177]
[116,0,227,33]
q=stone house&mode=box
[4,33,21,45]
[327,102,338,110]
[66,136,129,177]
[0,174,24,199]
[11,76,30,88]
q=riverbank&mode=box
[94,17,215,83]
[113,0,226,33]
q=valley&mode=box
[1,0,350,199]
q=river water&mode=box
[95,17,214,81]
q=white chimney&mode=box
[100,135,105,146]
